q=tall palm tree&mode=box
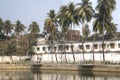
[44,10,59,63]
[57,5,69,63]
[93,0,116,62]
[65,2,79,63]
[14,20,25,35]
[3,20,13,40]
[28,21,40,55]
[28,21,40,44]
[0,18,3,34]
[82,24,90,41]
[105,23,117,39]
[77,0,94,62]
[13,20,25,54]
[0,18,3,55]
[96,0,116,22]
[28,21,40,35]
[65,3,79,28]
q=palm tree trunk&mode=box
[102,32,105,63]
[5,32,8,42]
[54,45,58,64]
[82,38,85,62]
[82,23,85,62]
[55,52,58,63]
[102,14,105,63]
[92,33,95,64]
[71,43,75,63]
[50,44,53,63]
[63,39,67,63]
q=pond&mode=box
[0,70,120,80]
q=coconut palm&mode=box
[0,18,3,34]
[14,20,26,55]
[28,21,40,35]
[96,0,116,22]
[92,32,96,63]
[82,24,90,41]
[14,20,25,35]
[14,20,26,46]
[28,21,40,56]
[65,2,79,63]
[28,21,40,44]
[93,0,116,62]
[0,18,4,55]
[65,2,79,28]
[44,9,59,63]
[57,5,69,63]
[3,20,13,40]
[77,0,94,62]
[105,23,117,39]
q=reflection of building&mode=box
[66,29,80,41]
[0,71,33,80]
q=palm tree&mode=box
[77,0,94,62]
[65,2,79,28]
[0,18,3,56]
[28,21,40,56]
[28,21,40,35]
[44,10,59,63]
[57,5,69,63]
[105,23,117,39]
[14,20,25,46]
[96,0,116,21]
[93,0,116,62]
[3,20,13,40]
[65,2,79,63]
[82,24,90,41]
[28,21,40,45]
[0,18,3,35]
[14,20,25,35]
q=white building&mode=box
[33,38,120,63]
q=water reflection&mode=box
[0,70,120,80]
[0,71,33,80]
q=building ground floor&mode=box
[0,52,120,64]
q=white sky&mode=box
[0,0,119,33]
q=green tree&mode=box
[57,5,69,63]
[28,21,40,35]
[0,18,3,34]
[65,2,79,63]
[28,21,40,55]
[44,10,59,63]
[3,20,13,40]
[14,20,26,48]
[77,0,94,62]
[65,2,79,28]
[93,0,116,62]
[82,24,90,41]
[14,20,25,35]
[105,23,117,39]
[28,21,40,45]
[5,39,16,56]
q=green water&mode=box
[0,70,120,80]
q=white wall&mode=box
[41,53,120,63]
[0,52,120,63]
[0,55,37,63]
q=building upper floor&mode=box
[33,40,120,54]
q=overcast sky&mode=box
[0,0,120,33]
